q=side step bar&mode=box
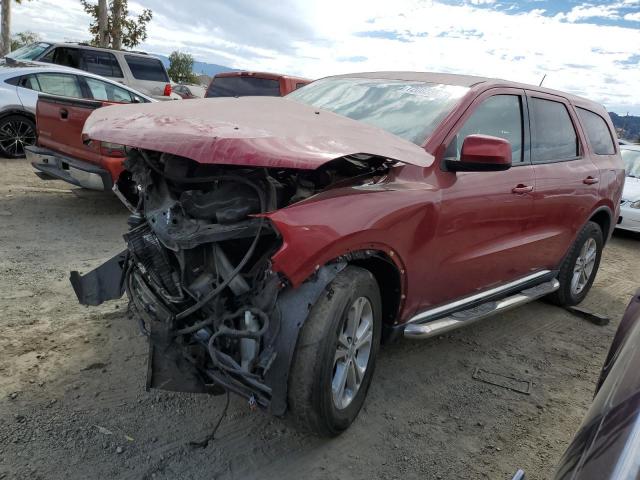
[404,279,560,340]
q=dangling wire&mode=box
[188,390,231,449]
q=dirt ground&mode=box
[1,157,639,480]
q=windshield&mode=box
[622,149,640,178]
[7,42,51,60]
[286,77,468,145]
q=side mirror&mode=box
[445,134,512,172]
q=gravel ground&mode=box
[1,157,639,480]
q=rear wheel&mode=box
[0,114,36,158]
[548,221,603,306]
[287,266,381,437]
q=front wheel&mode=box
[548,221,603,306]
[287,266,382,437]
[0,114,36,158]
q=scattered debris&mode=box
[472,367,532,395]
[95,426,114,436]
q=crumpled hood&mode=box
[82,96,434,170]
[623,176,640,202]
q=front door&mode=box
[428,89,539,307]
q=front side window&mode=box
[530,97,579,163]
[445,94,523,163]
[41,47,82,69]
[577,107,616,155]
[125,55,169,82]
[286,77,469,145]
[621,149,640,178]
[206,76,281,98]
[82,51,123,78]
[35,73,82,98]
[84,77,136,103]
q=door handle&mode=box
[583,176,599,185]
[60,108,68,120]
[512,184,533,194]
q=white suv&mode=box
[7,42,178,101]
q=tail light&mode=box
[100,141,126,158]
[163,84,172,96]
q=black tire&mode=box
[0,114,36,158]
[287,266,382,437]
[548,221,603,307]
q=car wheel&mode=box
[548,221,603,307]
[0,114,36,158]
[287,266,382,437]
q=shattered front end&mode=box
[70,148,385,413]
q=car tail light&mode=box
[163,84,172,96]
[100,141,126,158]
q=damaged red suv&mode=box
[71,72,624,436]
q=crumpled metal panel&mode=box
[82,96,434,170]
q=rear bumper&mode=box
[617,206,640,233]
[26,146,113,191]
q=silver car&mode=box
[0,60,151,158]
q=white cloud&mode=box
[12,0,640,114]
[624,11,640,21]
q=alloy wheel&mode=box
[571,237,597,295]
[332,296,374,410]
[0,119,36,157]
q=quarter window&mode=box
[577,107,615,155]
[82,51,123,78]
[446,94,524,163]
[530,97,579,163]
[125,55,169,82]
[35,73,82,98]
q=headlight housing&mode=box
[630,200,640,209]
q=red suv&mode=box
[71,72,624,436]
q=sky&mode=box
[13,0,640,114]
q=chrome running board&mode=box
[403,279,560,340]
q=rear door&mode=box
[526,92,600,269]
[430,88,539,304]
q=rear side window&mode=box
[82,51,123,78]
[446,94,524,163]
[577,107,615,155]
[295,82,307,89]
[125,55,169,82]
[530,97,579,163]
[84,77,141,103]
[35,73,82,98]
[206,76,281,97]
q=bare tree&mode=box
[0,0,11,56]
[111,0,123,50]
[98,0,107,47]
[1,0,27,56]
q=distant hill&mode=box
[609,112,640,142]
[153,54,236,78]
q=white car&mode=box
[618,145,640,233]
[0,61,152,157]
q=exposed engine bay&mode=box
[71,148,391,413]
